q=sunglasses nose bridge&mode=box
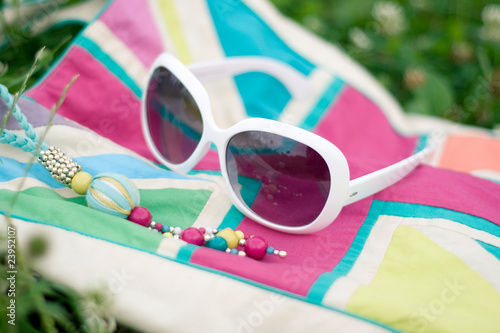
[203,120,228,153]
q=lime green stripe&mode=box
[159,0,192,63]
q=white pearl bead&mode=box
[173,227,182,235]
[205,226,213,234]
[278,251,287,258]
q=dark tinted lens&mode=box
[146,67,203,164]
[226,131,331,227]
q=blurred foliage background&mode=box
[270,0,500,128]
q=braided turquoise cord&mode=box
[0,84,48,155]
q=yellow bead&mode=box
[235,230,245,239]
[217,228,239,249]
[71,171,93,195]
[163,232,173,238]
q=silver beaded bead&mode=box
[238,239,246,246]
[37,145,82,188]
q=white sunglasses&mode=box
[141,53,431,234]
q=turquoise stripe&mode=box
[77,36,142,97]
[207,1,315,120]
[413,134,428,153]
[0,154,210,185]
[302,78,345,130]
[476,240,500,261]
[177,244,198,262]
[380,201,500,238]
[218,206,245,230]
[307,200,500,303]
[307,200,384,302]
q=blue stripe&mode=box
[307,200,500,303]
[77,36,142,98]
[302,78,345,130]
[0,154,210,185]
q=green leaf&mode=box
[406,71,455,116]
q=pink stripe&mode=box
[190,198,373,296]
[194,150,220,171]
[314,86,417,179]
[99,0,163,67]
[375,166,500,225]
[27,46,155,160]
[190,87,419,295]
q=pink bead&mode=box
[181,227,204,246]
[198,227,206,234]
[244,236,268,260]
[155,223,163,231]
[127,206,152,227]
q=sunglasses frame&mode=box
[141,53,431,234]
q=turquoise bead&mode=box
[207,236,228,251]
[266,246,275,254]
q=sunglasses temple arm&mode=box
[187,57,313,99]
[343,147,433,206]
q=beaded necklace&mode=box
[0,84,286,260]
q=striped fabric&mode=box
[1,0,500,331]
